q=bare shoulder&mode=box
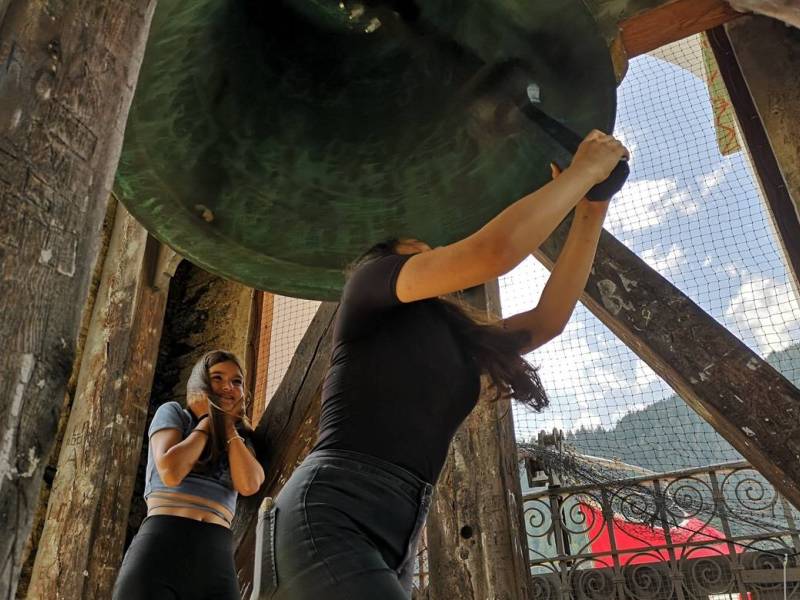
[396,237,509,303]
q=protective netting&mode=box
[505,35,800,598]
[251,295,320,423]
[247,33,800,599]
[501,34,800,473]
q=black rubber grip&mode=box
[462,58,629,201]
[518,101,629,202]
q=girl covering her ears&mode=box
[264,131,630,599]
[113,350,265,600]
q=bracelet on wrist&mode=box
[191,427,209,436]
[226,434,245,446]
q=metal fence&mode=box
[524,461,800,599]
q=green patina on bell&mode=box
[117,0,617,300]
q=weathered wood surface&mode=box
[535,219,800,509]
[619,0,742,57]
[232,302,338,597]
[0,1,156,596]
[13,197,118,600]
[27,208,171,600]
[426,283,532,600]
[710,19,800,291]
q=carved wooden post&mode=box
[427,282,532,600]
[0,2,157,595]
[26,207,174,600]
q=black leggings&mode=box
[113,515,239,600]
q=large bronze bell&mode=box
[117,0,618,300]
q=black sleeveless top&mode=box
[313,253,481,483]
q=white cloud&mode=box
[640,244,685,277]
[724,263,740,278]
[499,256,548,317]
[725,274,800,354]
[609,401,651,425]
[698,161,732,197]
[572,413,603,431]
[514,408,567,440]
[593,366,629,390]
[615,126,639,157]
[605,177,697,235]
[634,361,661,391]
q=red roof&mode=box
[580,501,739,566]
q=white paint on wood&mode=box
[0,354,35,490]
[597,279,635,314]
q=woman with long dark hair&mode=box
[265,131,629,599]
[114,350,265,600]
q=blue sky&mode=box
[502,39,800,440]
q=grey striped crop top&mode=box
[144,401,251,516]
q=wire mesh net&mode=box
[246,33,800,600]
[250,294,320,423]
[501,34,800,599]
[501,34,800,473]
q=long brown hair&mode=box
[186,350,255,467]
[350,241,549,410]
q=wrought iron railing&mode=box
[523,461,800,599]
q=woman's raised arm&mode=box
[504,180,609,353]
[396,130,627,303]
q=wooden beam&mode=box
[535,219,800,509]
[708,20,800,292]
[426,283,532,600]
[620,0,742,57]
[0,2,157,595]
[26,208,170,600]
[232,302,338,596]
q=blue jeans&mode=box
[260,449,433,599]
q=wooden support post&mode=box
[26,208,173,600]
[0,2,156,595]
[535,219,800,509]
[708,19,800,291]
[426,283,532,600]
[232,302,338,596]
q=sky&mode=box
[501,38,800,441]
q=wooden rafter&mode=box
[620,0,743,57]
[535,219,800,509]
